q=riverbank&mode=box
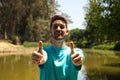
[0,41,35,55]
[92,42,120,51]
[1,40,120,56]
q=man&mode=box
[32,15,84,80]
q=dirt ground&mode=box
[0,41,34,55]
[0,41,18,48]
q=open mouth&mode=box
[54,31,63,39]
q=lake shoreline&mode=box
[0,48,36,56]
[0,41,36,55]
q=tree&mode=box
[0,0,58,44]
[70,28,85,47]
[84,0,120,45]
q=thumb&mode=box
[38,41,43,54]
[70,41,74,54]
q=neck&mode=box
[51,39,66,48]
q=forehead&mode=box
[52,20,66,26]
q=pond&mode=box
[83,49,120,80]
[0,49,120,80]
[0,54,39,80]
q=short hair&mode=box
[50,15,67,29]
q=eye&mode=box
[53,25,58,29]
[52,24,66,29]
[60,25,65,29]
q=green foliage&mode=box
[23,41,51,48]
[113,42,120,50]
[69,28,85,47]
[70,28,85,41]
[1,0,120,50]
[84,0,120,49]
[92,42,116,50]
[70,28,80,42]
[11,36,20,44]
[43,42,51,46]
[0,0,58,43]
[23,41,38,48]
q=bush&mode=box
[23,41,38,48]
[113,42,120,50]
[23,41,51,48]
[92,42,115,50]
[43,42,51,46]
[12,36,20,44]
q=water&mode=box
[0,54,39,80]
[83,49,120,80]
[0,49,120,80]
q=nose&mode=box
[56,26,61,30]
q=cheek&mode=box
[64,30,69,34]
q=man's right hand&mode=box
[32,41,47,65]
[70,41,82,66]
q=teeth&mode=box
[54,31,63,37]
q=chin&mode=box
[55,39,65,42]
[54,37,64,41]
[55,38,63,40]
[53,36,62,39]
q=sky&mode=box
[56,0,88,30]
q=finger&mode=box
[71,53,79,60]
[70,41,74,54]
[32,51,42,58]
[72,56,82,66]
[74,60,82,66]
[33,60,37,64]
[32,55,40,61]
[33,60,40,64]
[38,41,43,54]
[73,55,82,63]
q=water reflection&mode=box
[0,54,88,80]
[0,54,39,80]
[84,49,120,80]
[0,49,120,80]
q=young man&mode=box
[32,15,84,80]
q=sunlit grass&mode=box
[23,41,51,48]
[83,48,118,58]
[92,42,116,50]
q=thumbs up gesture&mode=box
[38,41,43,54]
[32,41,47,64]
[70,41,82,66]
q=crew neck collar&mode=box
[51,45,68,50]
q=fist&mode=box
[32,41,47,64]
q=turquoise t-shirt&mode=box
[39,45,84,80]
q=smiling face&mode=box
[50,20,69,40]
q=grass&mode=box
[92,42,116,50]
[83,48,118,58]
[23,41,51,48]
